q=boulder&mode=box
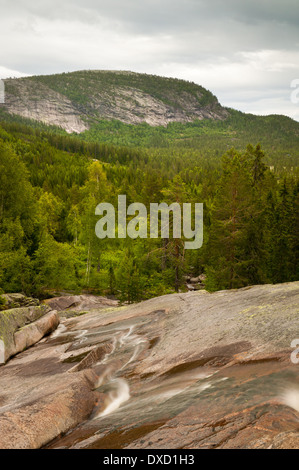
[0,368,98,449]
[0,305,55,362]
[44,294,118,313]
[186,283,196,290]
[0,293,39,311]
[14,311,59,355]
[189,274,206,284]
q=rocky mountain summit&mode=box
[1,71,229,132]
[0,282,299,449]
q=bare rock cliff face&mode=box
[2,78,88,133]
[91,85,228,127]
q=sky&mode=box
[1,0,299,120]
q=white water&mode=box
[153,381,212,402]
[50,323,67,338]
[120,327,147,371]
[281,388,299,413]
[93,324,145,418]
[102,336,117,364]
[119,326,134,346]
[91,323,223,420]
[94,378,130,418]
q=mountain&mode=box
[1,70,228,133]
[2,70,299,167]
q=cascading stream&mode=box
[51,319,220,424]
[92,324,147,418]
[96,378,130,418]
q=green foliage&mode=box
[33,234,80,294]
[53,113,299,171]
[0,114,298,301]
[205,149,261,289]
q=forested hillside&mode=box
[0,119,298,302]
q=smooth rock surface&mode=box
[0,282,299,449]
[44,294,118,316]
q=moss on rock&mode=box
[0,305,51,361]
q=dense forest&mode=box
[0,115,298,303]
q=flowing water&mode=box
[46,312,299,449]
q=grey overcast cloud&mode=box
[1,0,299,120]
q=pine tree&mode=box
[206,149,255,290]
